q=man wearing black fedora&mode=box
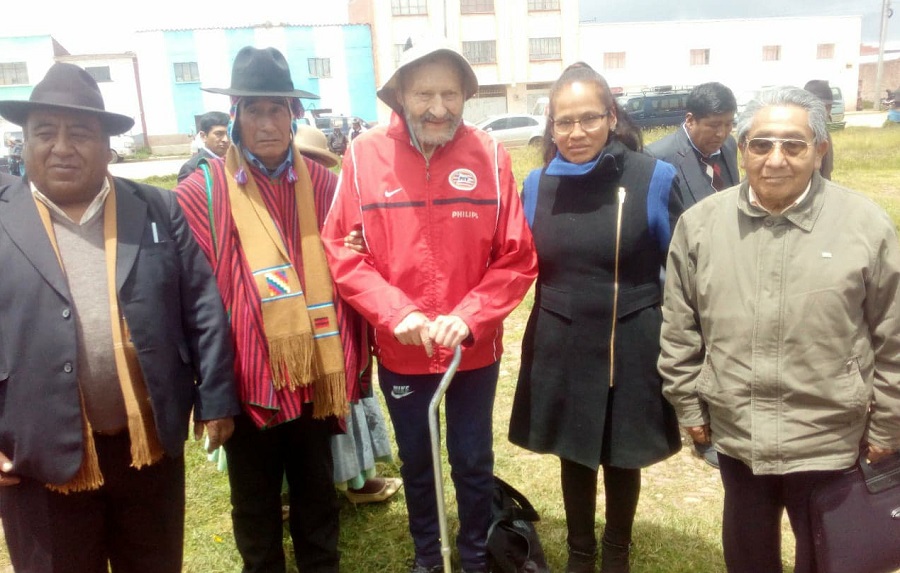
[176,45,369,573]
[0,62,240,573]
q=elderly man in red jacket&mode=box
[323,37,537,573]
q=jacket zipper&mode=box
[609,187,626,387]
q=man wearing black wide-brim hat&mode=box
[0,62,240,573]
[175,45,369,573]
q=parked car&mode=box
[108,133,136,163]
[311,113,372,138]
[616,87,691,129]
[475,113,546,148]
[829,86,846,126]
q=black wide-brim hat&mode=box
[203,46,320,99]
[0,62,135,135]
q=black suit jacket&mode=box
[646,127,739,209]
[177,148,218,183]
[0,177,240,484]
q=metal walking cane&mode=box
[428,345,463,573]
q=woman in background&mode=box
[509,63,683,573]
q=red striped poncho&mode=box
[176,156,368,428]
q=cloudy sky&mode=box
[2,0,896,53]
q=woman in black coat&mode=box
[509,63,683,573]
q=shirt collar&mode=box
[682,123,721,160]
[31,177,111,225]
[748,179,812,214]
[241,145,294,179]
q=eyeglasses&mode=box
[745,137,812,158]
[551,113,610,135]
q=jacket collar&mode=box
[386,111,471,156]
[545,139,626,180]
[737,171,826,232]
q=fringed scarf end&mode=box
[269,333,314,390]
[312,372,350,420]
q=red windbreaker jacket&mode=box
[323,113,537,374]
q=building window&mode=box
[762,45,781,62]
[174,62,200,83]
[85,66,111,83]
[391,0,427,15]
[308,58,331,78]
[462,41,496,64]
[461,0,493,13]
[689,49,710,66]
[529,37,561,61]
[0,62,28,86]
[603,52,626,69]
[528,0,559,9]
[817,43,835,59]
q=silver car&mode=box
[476,113,546,148]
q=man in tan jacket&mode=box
[659,86,900,573]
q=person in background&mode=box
[327,125,348,156]
[646,82,739,210]
[177,111,230,182]
[0,62,239,573]
[175,46,367,573]
[293,124,403,504]
[803,80,834,180]
[349,118,367,141]
[8,137,24,176]
[510,62,683,573]
[322,37,537,573]
[659,86,900,573]
[645,81,740,469]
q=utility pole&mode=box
[874,0,892,111]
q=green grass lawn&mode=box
[2,126,898,573]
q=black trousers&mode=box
[719,453,844,573]
[561,457,641,554]
[0,432,185,573]
[224,409,340,573]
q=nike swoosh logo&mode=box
[390,387,413,399]
[385,188,402,198]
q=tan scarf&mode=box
[225,146,347,418]
[34,179,164,493]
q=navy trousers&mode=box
[379,361,499,572]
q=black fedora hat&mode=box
[203,46,320,99]
[0,63,134,135]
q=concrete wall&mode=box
[579,16,862,110]
[859,57,900,106]
[133,24,377,152]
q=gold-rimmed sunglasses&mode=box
[745,137,812,158]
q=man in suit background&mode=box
[177,110,230,182]
[646,81,739,469]
[647,82,739,210]
[0,63,240,573]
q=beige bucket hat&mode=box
[293,124,340,169]
[376,36,478,115]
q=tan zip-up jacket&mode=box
[659,173,900,475]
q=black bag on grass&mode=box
[487,476,550,573]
